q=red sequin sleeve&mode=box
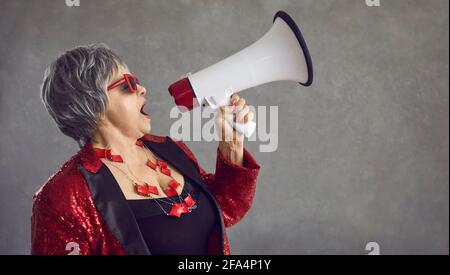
[31,198,90,255]
[174,141,261,228]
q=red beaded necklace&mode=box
[93,139,196,218]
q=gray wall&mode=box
[0,0,448,254]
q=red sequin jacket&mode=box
[31,134,260,255]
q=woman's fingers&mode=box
[231,95,248,123]
[233,96,246,109]
[246,110,254,123]
[215,93,252,141]
[236,105,250,123]
[218,93,252,123]
[217,94,252,124]
[230,94,240,105]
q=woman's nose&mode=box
[137,84,147,96]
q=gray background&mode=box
[0,0,448,254]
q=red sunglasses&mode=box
[107,73,140,93]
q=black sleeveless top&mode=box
[127,177,217,255]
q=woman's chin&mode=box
[142,125,151,134]
[142,121,151,134]
[136,114,151,134]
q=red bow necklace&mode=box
[93,139,196,218]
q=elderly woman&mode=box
[31,44,260,255]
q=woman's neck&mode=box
[91,127,144,164]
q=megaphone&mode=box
[168,10,313,137]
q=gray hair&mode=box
[41,44,124,148]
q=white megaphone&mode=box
[168,10,313,137]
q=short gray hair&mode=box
[41,44,124,148]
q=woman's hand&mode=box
[216,94,253,166]
[179,73,252,166]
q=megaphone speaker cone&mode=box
[273,11,313,86]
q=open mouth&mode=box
[140,103,151,118]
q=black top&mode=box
[127,177,217,255]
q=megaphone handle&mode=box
[222,112,256,138]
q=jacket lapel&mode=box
[79,164,151,255]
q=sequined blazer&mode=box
[31,134,260,255]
